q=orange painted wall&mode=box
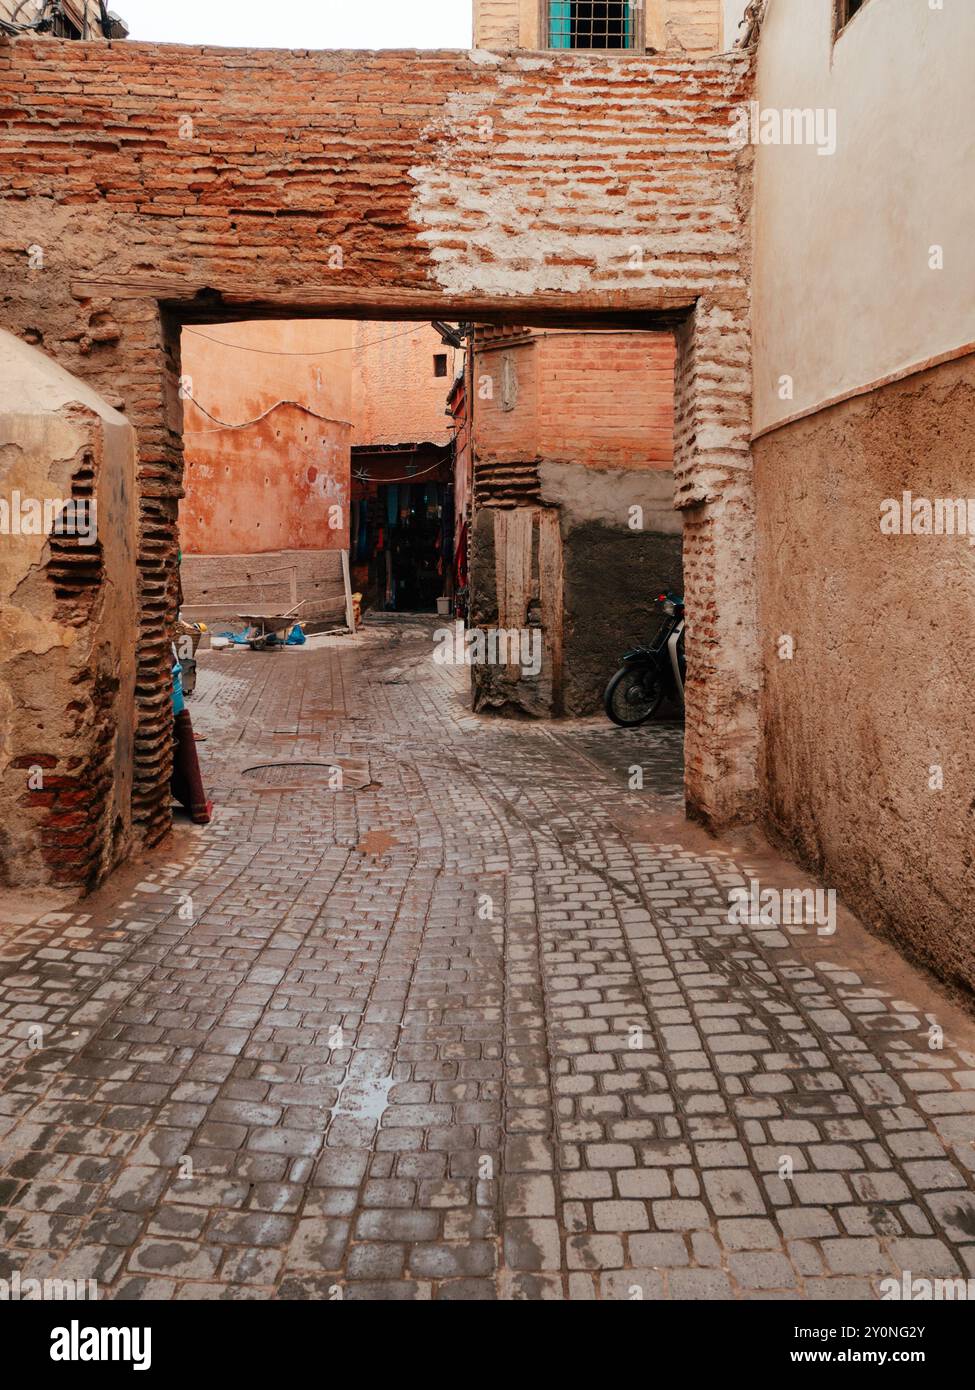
[181,320,354,554]
[180,403,350,554]
[180,319,461,556]
[351,321,460,448]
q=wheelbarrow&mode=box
[234,602,306,651]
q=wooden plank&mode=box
[495,507,535,675]
[538,509,564,714]
[341,549,355,633]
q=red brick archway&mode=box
[0,38,757,861]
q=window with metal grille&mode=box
[548,1,636,50]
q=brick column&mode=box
[673,296,759,829]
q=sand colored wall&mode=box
[752,0,975,435]
[752,0,975,991]
[473,0,722,52]
[755,356,975,992]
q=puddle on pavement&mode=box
[331,1073,395,1124]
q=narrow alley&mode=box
[1,621,973,1302]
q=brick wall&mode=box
[536,331,674,467]
[0,38,755,843]
[474,329,674,469]
[351,321,458,449]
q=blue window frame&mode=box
[548,2,635,50]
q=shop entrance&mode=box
[350,451,455,615]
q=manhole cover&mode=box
[241,759,372,791]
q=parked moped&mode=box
[603,591,686,727]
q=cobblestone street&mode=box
[1,616,974,1301]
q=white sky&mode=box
[118,0,474,49]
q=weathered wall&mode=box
[545,461,682,714]
[663,0,722,54]
[181,320,353,433]
[0,330,137,890]
[181,402,350,555]
[754,356,975,992]
[179,548,347,629]
[180,319,353,554]
[0,38,755,844]
[351,321,458,448]
[473,0,723,53]
[472,327,681,715]
[751,0,975,991]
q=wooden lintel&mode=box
[70,278,698,329]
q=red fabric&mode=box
[171,709,212,824]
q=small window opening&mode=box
[837,0,869,32]
[549,1,635,50]
[433,354,448,378]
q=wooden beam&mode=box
[71,278,698,329]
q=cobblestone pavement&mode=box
[1,615,974,1301]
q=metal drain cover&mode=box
[241,759,372,791]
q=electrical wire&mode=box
[352,453,453,485]
[181,392,344,432]
[1,0,54,34]
[182,324,436,358]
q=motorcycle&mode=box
[603,591,686,727]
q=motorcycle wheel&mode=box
[604,666,665,727]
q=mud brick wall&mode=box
[0,333,138,891]
[755,355,975,994]
[0,38,754,843]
